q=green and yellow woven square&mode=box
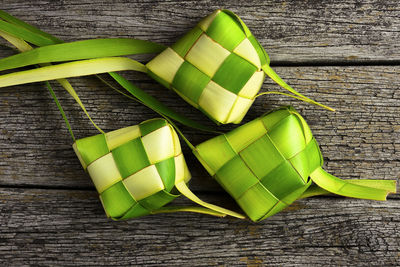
[73,118,191,220]
[146,10,268,124]
[194,106,322,222]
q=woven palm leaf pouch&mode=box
[193,106,397,222]
[0,15,245,220]
[0,9,333,129]
[73,118,243,220]
[146,9,333,124]
[0,10,396,222]
[73,118,190,219]
[0,74,243,220]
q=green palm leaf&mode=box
[194,106,396,221]
[147,9,334,124]
[0,10,213,132]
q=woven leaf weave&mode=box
[146,10,267,124]
[73,118,190,220]
[194,106,317,221]
[194,106,396,221]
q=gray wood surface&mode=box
[1,188,400,266]
[0,1,399,266]
[1,0,400,63]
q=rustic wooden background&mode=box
[0,0,399,266]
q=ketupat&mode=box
[74,119,188,219]
[193,106,397,222]
[73,118,243,220]
[146,9,267,124]
[0,14,245,220]
[0,10,396,222]
[147,9,334,124]
[0,9,333,127]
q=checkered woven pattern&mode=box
[146,10,268,124]
[73,118,191,220]
[194,106,323,222]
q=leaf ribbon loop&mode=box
[0,10,63,44]
[309,166,396,201]
[0,38,166,72]
[0,9,212,132]
[0,10,235,219]
[262,65,335,111]
[174,177,245,219]
[0,29,96,139]
[0,57,148,87]
[150,206,226,217]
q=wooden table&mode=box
[1,1,399,266]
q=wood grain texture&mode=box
[0,67,398,192]
[0,0,400,63]
[0,188,399,266]
[0,1,399,266]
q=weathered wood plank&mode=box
[0,188,399,266]
[0,66,398,193]
[1,0,400,62]
[0,1,399,265]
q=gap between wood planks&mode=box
[270,60,400,67]
[0,184,398,200]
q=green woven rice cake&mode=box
[0,9,393,222]
[146,10,268,124]
[193,106,396,222]
[0,9,332,126]
[73,118,190,220]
